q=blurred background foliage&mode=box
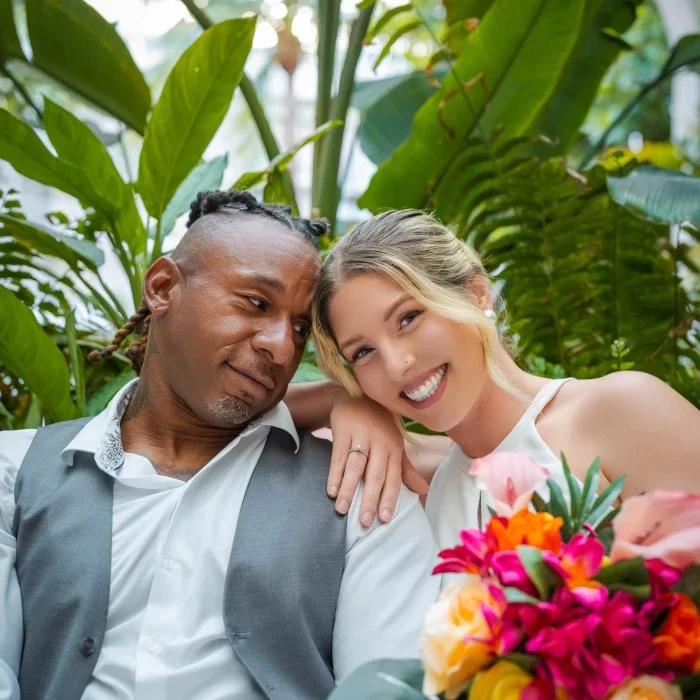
[0,0,699,429]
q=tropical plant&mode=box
[1,0,699,427]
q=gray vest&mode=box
[13,418,347,700]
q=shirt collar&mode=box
[61,378,300,475]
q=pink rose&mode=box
[469,452,550,517]
[611,491,700,568]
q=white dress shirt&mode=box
[0,380,439,700]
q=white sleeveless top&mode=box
[425,378,579,550]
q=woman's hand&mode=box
[326,394,430,526]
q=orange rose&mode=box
[654,593,700,672]
[486,509,563,554]
[421,576,504,700]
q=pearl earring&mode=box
[484,309,496,320]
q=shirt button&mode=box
[80,637,96,656]
[148,641,159,654]
[164,558,174,571]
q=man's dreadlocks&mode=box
[88,190,327,374]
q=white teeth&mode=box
[405,365,446,402]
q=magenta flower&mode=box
[491,550,540,598]
[521,589,673,700]
[542,533,607,609]
[433,528,490,576]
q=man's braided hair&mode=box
[88,190,327,374]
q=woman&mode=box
[289,209,700,547]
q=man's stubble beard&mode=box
[210,394,256,426]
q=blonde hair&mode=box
[312,209,520,401]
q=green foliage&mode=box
[328,659,425,700]
[25,0,151,132]
[532,455,626,549]
[359,0,586,212]
[138,18,255,220]
[608,165,700,226]
[0,284,77,422]
[464,152,699,382]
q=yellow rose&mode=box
[421,576,500,700]
[468,661,533,700]
[607,676,682,700]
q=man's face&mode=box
[151,215,319,428]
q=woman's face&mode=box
[328,273,489,433]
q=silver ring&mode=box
[349,444,369,459]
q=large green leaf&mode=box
[157,154,229,242]
[329,659,425,700]
[138,18,255,218]
[530,0,642,155]
[0,108,85,200]
[358,0,585,212]
[661,33,700,77]
[0,214,104,270]
[355,71,445,165]
[25,0,151,133]
[0,0,26,61]
[42,99,146,256]
[86,368,135,416]
[608,165,700,226]
[0,285,77,422]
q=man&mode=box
[0,190,439,700]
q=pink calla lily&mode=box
[469,452,551,517]
[611,491,700,568]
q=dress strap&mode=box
[521,378,575,425]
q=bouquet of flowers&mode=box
[330,453,700,700]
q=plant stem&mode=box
[119,127,134,181]
[72,271,125,328]
[1,66,43,123]
[151,217,164,264]
[317,4,375,233]
[313,0,341,208]
[179,0,297,210]
[578,81,658,169]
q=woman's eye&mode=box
[293,322,309,337]
[352,346,372,362]
[399,310,422,329]
[248,297,267,311]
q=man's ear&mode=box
[468,273,494,311]
[143,257,182,317]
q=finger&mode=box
[327,432,352,498]
[335,448,368,516]
[401,452,430,495]
[378,452,403,523]
[359,450,388,527]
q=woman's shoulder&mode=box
[558,371,687,428]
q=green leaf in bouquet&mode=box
[531,492,549,513]
[328,659,426,699]
[606,583,651,600]
[675,564,700,608]
[503,587,540,605]
[546,478,573,540]
[502,653,538,673]
[594,557,649,588]
[676,673,700,698]
[580,457,600,522]
[584,476,625,529]
[561,454,582,523]
[517,545,563,600]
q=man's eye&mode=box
[293,322,309,337]
[248,297,267,311]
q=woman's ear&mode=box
[467,274,494,311]
[143,257,182,317]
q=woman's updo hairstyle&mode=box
[312,209,516,399]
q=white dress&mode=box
[425,378,581,550]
